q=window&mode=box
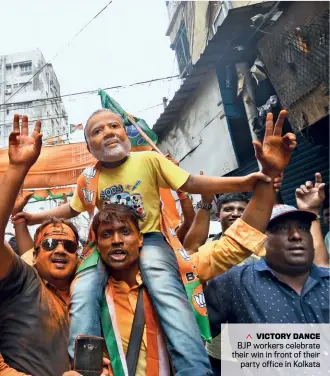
[20,61,32,74]
[13,83,19,89]
[174,23,191,76]
[6,85,11,89]
[6,64,12,70]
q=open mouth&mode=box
[110,249,127,261]
[52,258,68,269]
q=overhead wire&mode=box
[2,0,113,105]
[0,74,180,113]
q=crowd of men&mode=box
[0,110,328,376]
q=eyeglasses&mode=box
[41,239,78,254]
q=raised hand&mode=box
[9,114,42,170]
[11,189,34,217]
[252,110,296,178]
[296,173,325,214]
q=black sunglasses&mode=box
[41,239,78,254]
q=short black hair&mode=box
[217,193,250,213]
[33,217,79,255]
[92,203,144,238]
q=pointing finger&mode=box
[31,120,41,139]
[274,110,288,136]
[21,115,29,136]
[13,114,20,132]
[315,172,322,185]
[265,112,274,138]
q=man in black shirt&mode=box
[0,115,79,376]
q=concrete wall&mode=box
[231,1,265,8]
[157,69,237,177]
[166,1,268,70]
[0,50,68,146]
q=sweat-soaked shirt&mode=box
[0,255,70,376]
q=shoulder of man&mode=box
[0,254,39,301]
[312,263,330,276]
[211,260,256,286]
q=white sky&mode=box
[0,0,181,128]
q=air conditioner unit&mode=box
[5,89,12,95]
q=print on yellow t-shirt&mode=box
[70,151,190,234]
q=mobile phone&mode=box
[73,335,104,376]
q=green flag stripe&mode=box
[185,281,212,343]
[101,293,126,376]
[98,89,158,148]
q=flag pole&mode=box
[127,115,164,155]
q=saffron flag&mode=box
[98,89,158,149]
[70,123,84,133]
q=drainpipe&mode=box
[235,61,262,169]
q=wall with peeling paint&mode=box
[157,69,237,177]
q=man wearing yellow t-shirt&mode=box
[14,109,288,375]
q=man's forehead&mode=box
[44,224,75,236]
[88,111,123,129]
[221,201,247,208]
[99,219,133,230]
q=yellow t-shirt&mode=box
[70,151,190,233]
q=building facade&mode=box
[155,1,329,232]
[156,1,271,177]
[0,50,68,147]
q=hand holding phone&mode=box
[73,335,104,376]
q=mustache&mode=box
[103,137,120,146]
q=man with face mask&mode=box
[13,109,292,375]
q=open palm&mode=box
[9,114,42,168]
[253,110,296,177]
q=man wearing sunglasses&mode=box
[0,115,79,376]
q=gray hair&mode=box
[84,109,126,142]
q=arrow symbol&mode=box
[246,334,252,340]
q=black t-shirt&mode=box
[0,255,70,376]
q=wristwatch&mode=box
[196,201,212,210]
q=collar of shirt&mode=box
[110,272,143,292]
[42,278,70,305]
[254,258,330,281]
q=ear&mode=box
[138,233,143,249]
[32,249,38,266]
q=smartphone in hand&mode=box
[73,335,104,376]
